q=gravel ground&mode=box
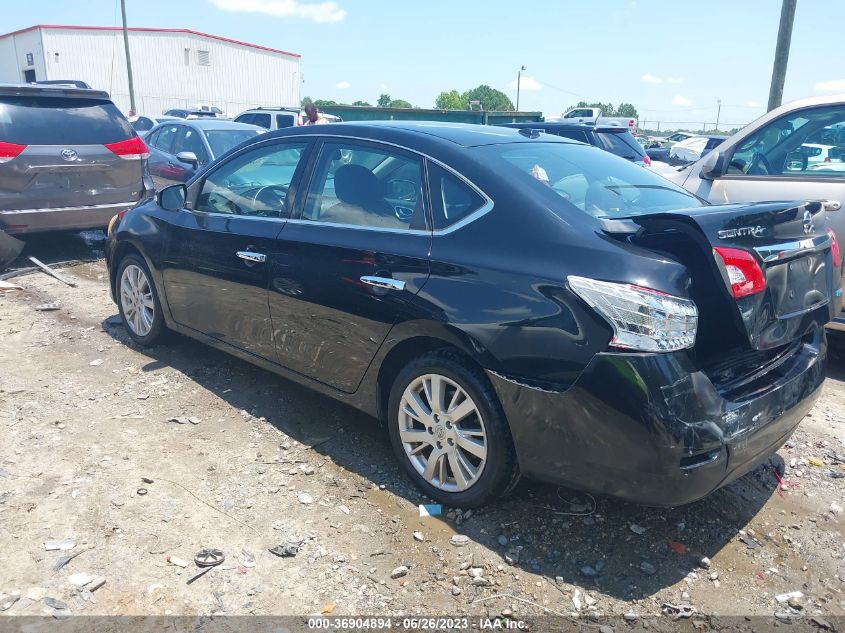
[2,254,845,622]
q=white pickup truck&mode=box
[561,107,637,129]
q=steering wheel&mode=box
[747,151,772,175]
[250,185,288,213]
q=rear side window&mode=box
[234,114,253,125]
[276,113,296,128]
[0,96,133,145]
[481,142,702,220]
[428,163,487,230]
[595,131,645,160]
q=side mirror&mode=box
[157,184,187,211]
[699,150,726,180]
[176,151,199,169]
[784,151,808,172]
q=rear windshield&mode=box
[0,96,133,145]
[595,131,646,160]
[480,142,702,219]
[205,129,262,158]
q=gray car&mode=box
[0,83,151,234]
[665,93,845,331]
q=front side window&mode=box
[251,113,271,129]
[428,163,487,230]
[152,125,180,153]
[480,142,701,220]
[727,106,845,177]
[172,127,210,164]
[276,114,296,128]
[195,142,308,218]
[303,142,426,230]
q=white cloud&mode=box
[746,100,762,108]
[815,79,845,92]
[508,76,542,91]
[209,0,346,23]
[335,80,351,89]
[672,95,693,107]
[641,73,664,84]
[667,77,682,84]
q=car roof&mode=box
[0,83,110,99]
[499,121,635,134]
[263,121,577,148]
[242,107,300,113]
[153,119,264,131]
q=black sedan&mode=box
[106,122,839,507]
[144,119,264,188]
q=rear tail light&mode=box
[713,247,766,299]
[0,141,27,163]
[568,276,698,352]
[827,228,841,267]
[642,154,652,166]
[104,136,149,160]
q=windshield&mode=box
[480,142,702,219]
[206,130,262,158]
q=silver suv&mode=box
[0,84,152,234]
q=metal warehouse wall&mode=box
[0,29,47,83]
[38,28,300,116]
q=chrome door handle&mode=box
[360,275,405,291]
[822,200,842,212]
[236,250,267,263]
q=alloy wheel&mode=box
[397,373,487,492]
[120,264,155,337]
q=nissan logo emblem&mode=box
[60,148,78,162]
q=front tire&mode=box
[387,350,519,508]
[116,253,166,346]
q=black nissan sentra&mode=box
[105,122,842,507]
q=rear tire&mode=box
[387,349,520,508]
[116,253,166,347]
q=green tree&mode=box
[615,102,639,118]
[351,100,371,107]
[389,99,412,109]
[435,90,467,110]
[301,96,313,107]
[313,99,337,107]
[377,93,392,107]
[461,85,514,111]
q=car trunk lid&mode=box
[627,201,840,354]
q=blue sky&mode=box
[5,0,845,127]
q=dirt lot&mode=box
[3,248,845,621]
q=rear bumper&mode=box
[488,330,826,507]
[0,203,136,234]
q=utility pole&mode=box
[767,0,797,112]
[715,99,722,132]
[516,65,525,112]
[120,0,137,115]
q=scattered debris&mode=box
[629,524,646,535]
[194,548,225,567]
[661,602,697,620]
[298,492,314,505]
[89,359,103,367]
[419,504,442,517]
[450,534,470,547]
[167,556,190,568]
[0,280,23,292]
[44,539,76,551]
[68,572,96,587]
[390,566,409,579]
[269,542,300,558]
[29,256,77,287]
[320,602,337,615]
[775,590,804,604]
[669,540,688,554]
[0,592,20,612]
[44,597,69,611]
[53,547,87,571]
[412,531,425,542]
[699,556,711,570]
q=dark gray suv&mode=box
[0,84,152,234]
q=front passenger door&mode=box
[161,140,311,358]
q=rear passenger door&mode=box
[268,139,431,392]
